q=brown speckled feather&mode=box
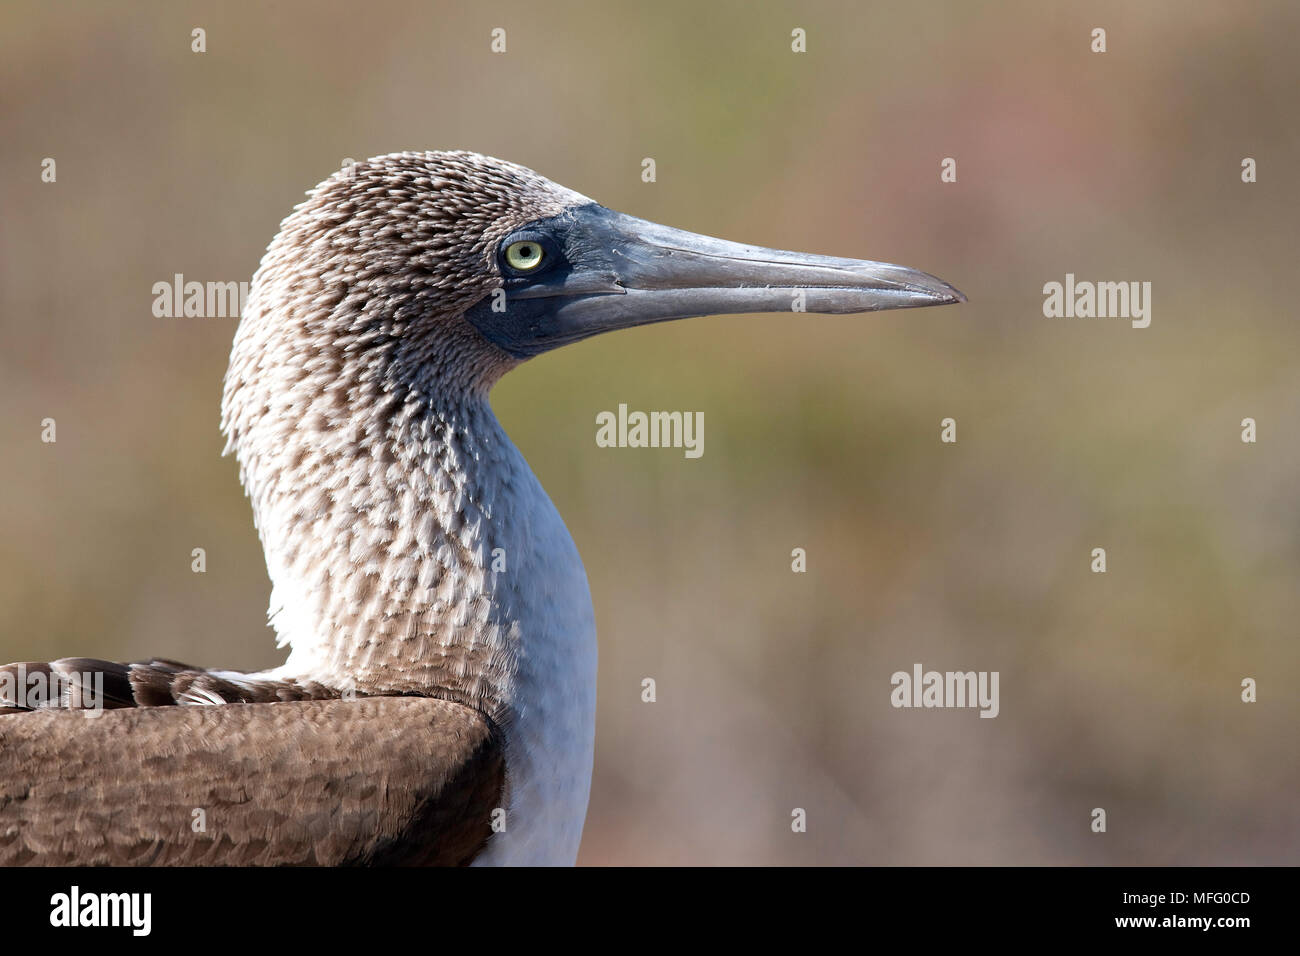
[0,695,503,865]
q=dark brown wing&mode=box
[0,658,341,711]
[0,696,503,865]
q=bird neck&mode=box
[226,321,600,861]
[228,338,541,720]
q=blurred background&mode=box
[1,0,1297,864]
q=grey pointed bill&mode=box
[467,203,966,358]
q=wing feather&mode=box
[0,696,503,866]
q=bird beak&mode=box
[467,203,965,358]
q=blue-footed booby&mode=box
[0,151,964,865]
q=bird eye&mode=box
[504,240,545,272]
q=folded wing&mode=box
[0,689,503,865]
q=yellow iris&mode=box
[504,240,544,271]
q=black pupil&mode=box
[519,245,534,258]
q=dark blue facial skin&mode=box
[465,203,626,359]
[465,202,965,360]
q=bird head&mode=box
[231,150,963,398]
